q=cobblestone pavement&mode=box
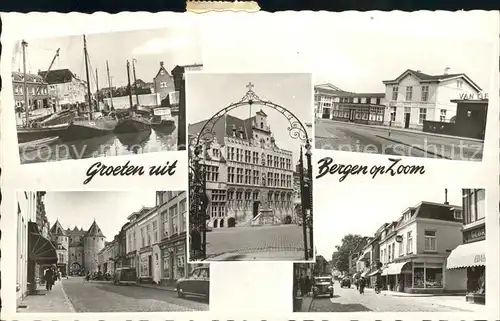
[205,224,307,261]
[309,282,478,312]
[61,277,209,312]
[315,119,483,161]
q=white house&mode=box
[382,68,483,129]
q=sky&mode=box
[187,73,313,165]
[43,191,157,240]
[12,27,202,89]
[309,34,493,93]
[314,186,464,260]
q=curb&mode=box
[317,119,484,143]
[307,297,314,312]
[60,281,76,313]
[134,283,177,293]
[375,134,451,159]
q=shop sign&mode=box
[459,92,489,100]
[474,254,486,264]
[395,235,403,243]
[464,227,485,243]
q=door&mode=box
[322,108,331,119]
[404,113,410,128]
[349,109,355,122]
[148,255,153,278]
[253,201,260,218]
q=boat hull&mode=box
[40,110,76,127]
[17,124,70,144]
[152,120,176,134]
[61,118,118,141]
[114,116,151,134]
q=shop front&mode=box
[331,104,385,125]
[447,240,486,304]
[139,250,153,283]
[28,222,57,293]
[160,234,188,285]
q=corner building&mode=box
[189,110,295,228]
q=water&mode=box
[19,118,179,164]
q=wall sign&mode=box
[459,92,489,100]
[395,235,403,243]
[464,226,485,243]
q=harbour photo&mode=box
[11,27,202,164]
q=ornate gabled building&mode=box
[49,220,106,275]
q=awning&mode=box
[447,240,486,269]
[381,262,409,276]
[28,222,57,264]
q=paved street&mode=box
[308,282,484,312]
[18,277,208,312]
[315,119,483,161]
[205,224,307,261]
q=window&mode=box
[406,231,413,254]
[391,243,395,261]
[440,109,446,122]
[391,87,398,101]
[463,189,486,224]
[179,199,187,233]
[399,238,404,256]
[160,81,168,88]
[405,86,413,101]
[457,80,463,88]
[421,85,429,101]
[390,107,396,121]
[388,244,392,261]
[152,221,158,243]
[418,108,427,124]
[169,204,178,235]
[424,230,437,251]
[454,209,463,220]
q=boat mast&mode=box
[83,35,93,121]
[95,68,100,111]
[21,40,29,127]
[132,58,139,105]
[126,60,133,111]
[106,60,114,109]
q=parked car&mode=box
[312,276,334,298]
[176,266,210,301]
[113,267,137,285]
[341,278,351,288]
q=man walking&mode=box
[44,267,54,291]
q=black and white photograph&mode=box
[313,33,492,161]
[293,187,487,313]
[12,27,202,164]
[187,73,314,261]
[16,191,209,312]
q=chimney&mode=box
[160,61,164,67]
[416,69,421,73]
[444,188,449,205]
[444,67,450,75]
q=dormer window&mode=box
[260,122,263,129]
[453,209,463,220]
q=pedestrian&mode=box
[58,270,62,281]
[305,275,311,297]
[299,274,306,297]
[85,271,90,282]
[359,277,366,295]
[44,267,54,291]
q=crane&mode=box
[36,48,60,95]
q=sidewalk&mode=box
[134,282,177,292]
[317,118,484,143]
[17,281,75,313]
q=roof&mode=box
[396,201,462,228]
[315,83,344,92]
[154,63,171,79]
[383,69,482,92]
[50,220,67,236]
[38,69,78,84]
[127,206,154,220]
[85,220,105,237]
[12,71,46,84]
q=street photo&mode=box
[11,27,202,164]
[314,33,492,161]
[293,186,486,313]
[16,190,209,312]
[187,73,314,261]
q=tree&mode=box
[331,234,363,274]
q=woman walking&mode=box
[359,277,366,295]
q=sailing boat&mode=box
[60,35,117,142]
[16,40,72,144]
[114,60,151,134]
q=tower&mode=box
[50,220,69,275]
[83,220,105,272]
